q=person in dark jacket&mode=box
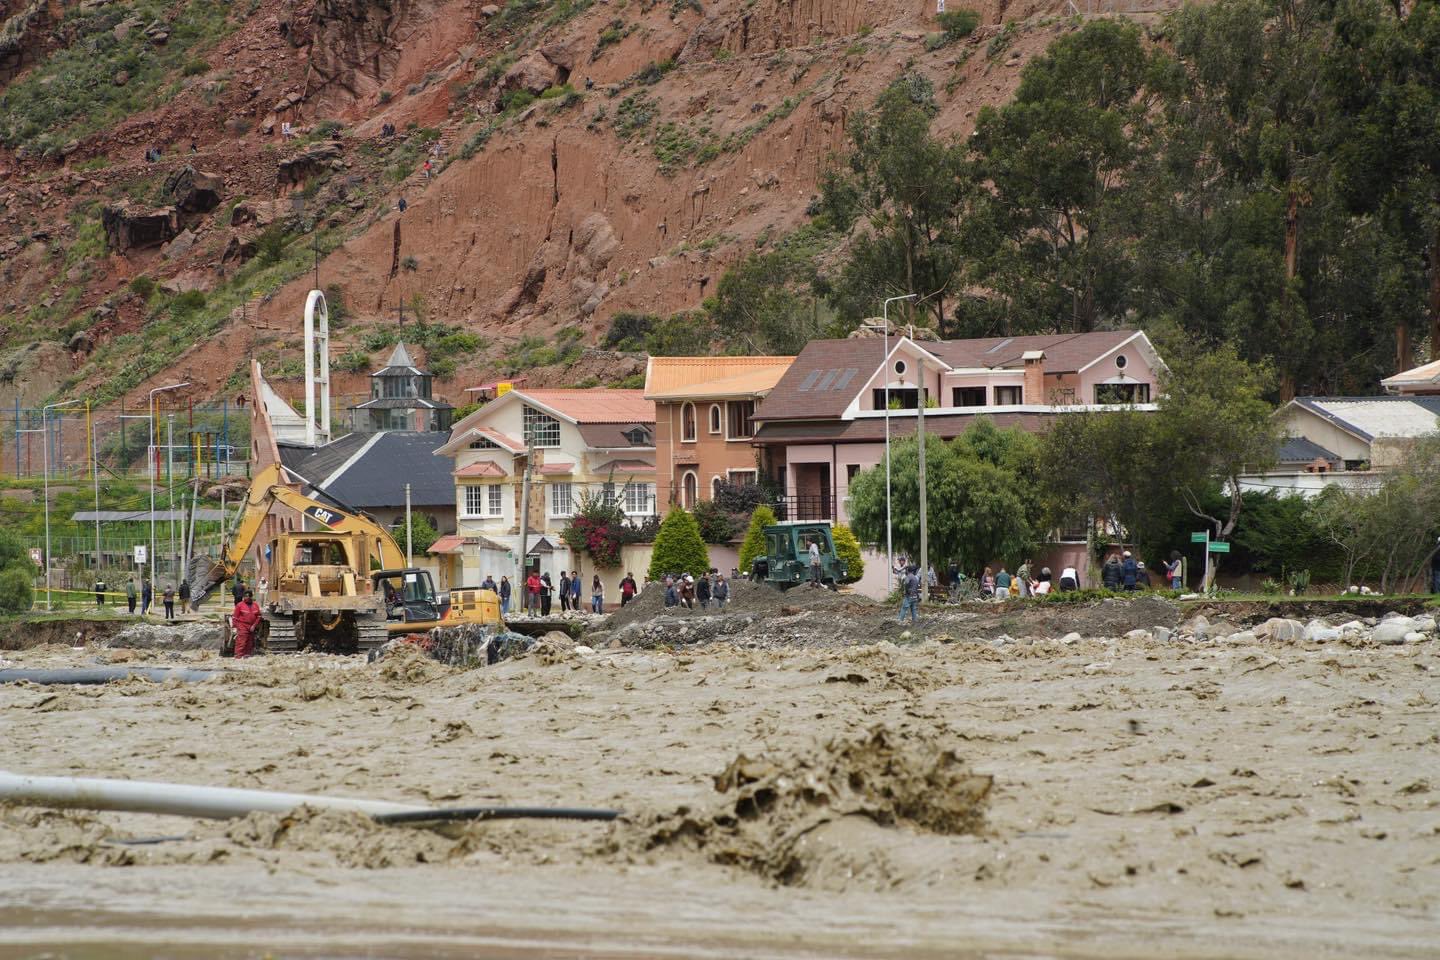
[141,578,154,616]
[620,572,638,606]
[559,571,572,612]
[178,579,191,612]
[1101,555,1123,591]
[540,572,553,616]
[232,576,246,605]
[1121,551,1139,591]
[696,573,711,609]
[499,575,512,615]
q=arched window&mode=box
[682,471,698,508]
[681,403,697,443]
[711,476,723,499]
[708,404,722,434]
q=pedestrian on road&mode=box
[141,578,153,616]
[499,575,512,615]
[713,575,729,609]
[591,575,604,613]
[559,571,572,612]
[898,565,920,624]
[620,572,637,606]
[125,577,137,614]
[540,572,553,616]
[95,577,107,607]
[696,572,711,609]
[162,584,176,621]
[232,590,261,659]
[525,571,542,616]
[178,579,191,613]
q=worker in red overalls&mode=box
[232,589,262,659]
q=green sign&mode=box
[1191,532,1208,543]
[1208,541,1231,553]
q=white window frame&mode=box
[462,485,486,518]
[681,402,697,443]
[549,481,574,518]
[486,483,503,517]
[623,482,655,516]
[523,404,561,448]
[708,404,723,435]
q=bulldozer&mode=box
[190,465,500,654]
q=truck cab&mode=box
[371,568,450,623]
[750,521,847,590]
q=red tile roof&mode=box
[524,389,655,424]
[454,461,506,478]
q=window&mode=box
[1115,354,1128,370]
[872,388,920,410]
[601,481,617,506]
[1094,383,1151,405]
[487,484,503,516]
[994,385,1022,405]
[711,476,723,498]
[464,485,485,517]
[729,469,758,486]
[523,405,561,448]
[845,464,860,483]
[708,405,722,434]
[468,436,498,450]
[952,387,986,407]
[682,471,698,508]
[549,482,574,517]
[726,400,755,439]
[623,426,651,446]
[624,482,655,515]
[681,403,697,442]
[893,359,908,376]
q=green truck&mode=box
[750,521,847,590]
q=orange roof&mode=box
[645,356,795,401]
[522,389,654,424]
[454,461,506,478]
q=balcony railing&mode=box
[772,495,833,522]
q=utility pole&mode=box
[404,482,413,566]
[90,402,100,578]
[917,356,928,606]
[167,414,175,588]
[517,443,534,613]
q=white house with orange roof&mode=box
[431,388,656,600]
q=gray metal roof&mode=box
[350,396,453,410]
[282,431,455,509]
[1276,436,1340,463]
[1291,396,1440,443]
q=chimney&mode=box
[1021,350,1046,404]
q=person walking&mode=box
[898,564,920,624]
[590,575,604,614]
[570,571,581,610]
[713,575,729,609]
[499,575,512,616]
[540,572,553,616]
[696,572,711,609]
[178,579,191,613]
[559,571,572,612]
[398,197,407,214]
[620,572,637,607]
[1121,551,1139,591]
[1166,551,1184,591]
[525,570,542,616]
[95,577,107,607]
[141,578,153,616]
[162,584,176,621]
[125,577,137,614]
[231,589,262,659]
[808,538,822,588]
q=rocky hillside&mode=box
[0,0,1149,408]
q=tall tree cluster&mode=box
[821,0,1440,397]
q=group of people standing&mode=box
[104,576,188,620]
[663,570,729,610]
[480,569,630,616]
[977,560,1075,599]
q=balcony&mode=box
[772,494,833,522]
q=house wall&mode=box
[1072,343,1161,404]
[857,343,946,412]
[654,398,762,508]
[1277,409,1372,463]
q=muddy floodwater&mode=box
[1,629,1437,958]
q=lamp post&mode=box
[41,399,83,610]
[148,383,189,594]
[880,294,917,594]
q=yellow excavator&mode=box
[190,464,499,654]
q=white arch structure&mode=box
[303,289,331,447]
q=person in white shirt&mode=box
[1058,566,1079,591]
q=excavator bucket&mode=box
[185,558,230,612]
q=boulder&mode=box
[277,142,342,188]
[1412,615,1436,634]
[481,3,499,14]
[162,228,197,260]
[1255,617,1305,643]
[163,165,223,214]
[1123,628,1151,643]
[1152,626,1173,644]
[229,199,282,228]
[499,51,560,99]
[1059,631,1081,645]
[1403,632,1425,644]
[113,15,142,40]
[1303,620,1342,642]
[1226,630,1257,645]
[220,234,258,269]
[101,203,179,252]
[1373,620,1415,645]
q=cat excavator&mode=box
[189,464,494,654]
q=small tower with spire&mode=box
[347,342,455,433]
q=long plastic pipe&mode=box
[0,771,432,820]
[0,668,217,685]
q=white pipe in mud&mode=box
[0,771,433,820]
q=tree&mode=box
[691,498,739,544]
[647,507,710,580]
[738,504,778,573]
[820,73,970,335]
[847,424,1041,575]
[0,529,34,613]
[393,514,438,555]
[832,524,864,584]
[1155,341,1281,540]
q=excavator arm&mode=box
[188,464,406,608]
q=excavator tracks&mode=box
[261,612,388,655]
[262,615,298,653]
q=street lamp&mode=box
[880,293,917,594]
[148,383,189,598]
[41,399,83,610]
